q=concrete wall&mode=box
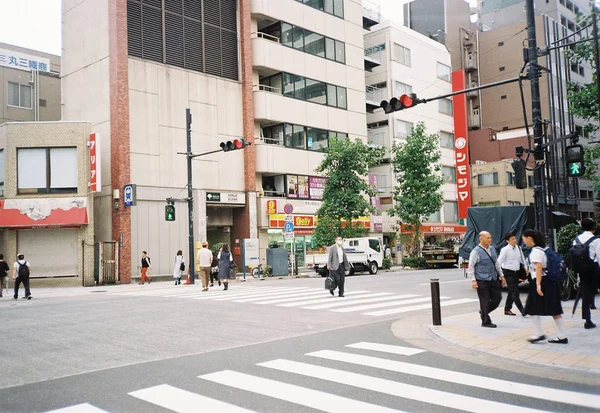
[471,160,534,206]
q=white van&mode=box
[312,237,384,276]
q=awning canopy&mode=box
[0,198,89,229]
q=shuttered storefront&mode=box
[17,228,78,278]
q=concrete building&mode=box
[0,43,61,124]
[364,21,462,248]
[61,0,378,279]
[0,121,95,287]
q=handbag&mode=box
[180,261,185,272]
[325,276,334,290]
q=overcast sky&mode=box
[0,0,470,56]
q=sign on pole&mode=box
[243,238,260,267]
[124,184,136,207]
[283,203,294,214]
[284,221,295,233]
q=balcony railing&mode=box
[363,0,381,29]
[364,42,383,71]
[366,85,386,106]
[254,84,281,94]
[368,129,386,147]
[252,31,281,44]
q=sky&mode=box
[0,0,473,56]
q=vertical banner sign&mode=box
[89,133,101,192]
[266,200,277,215]
[451,71,472,219]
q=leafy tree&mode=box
[314,137,384,247]
[556,223,580,265]
[388,122,444,256]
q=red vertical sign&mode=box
[451,71,472,219]
[89,133,98,192]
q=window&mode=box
[439,131,454,149]
[442,166,456,183]
[305,78,327,104]
[393,43,411,66]
[325,38,335,61]
[439,99,453,115]
[436,62,451,82]
[282,73,295,97]
[336,86,347,109]
[444,201,458,223]
[307,128,329,151]
[506,171,514,186]
[282,22,293,47]
[508,201,521,206]
[396,120,413,139]
[293,26,305,50]
[394,81,412,96]
[17,147,78,194]
[477,172,499,186]
[266,72,346,109]
[426,209,441,222]
[304,31,326,57]
[0,150,4,196]
[499,66,505,71]
[501,95,507,100]
[479,201,501,207]
[369,239,381,252]
[7,82,32,109]
[374,174,388,193]
[297,0,343,18]
[284,124,306,149]
[293,75,306,100]
[334,40,345,63]
[265,123,344,151]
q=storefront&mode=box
[400,223,467,245]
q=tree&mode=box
[388,122,444,256]
[314,137,384,247]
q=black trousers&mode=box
[503,269,524,313]
[580,268,599,321]
[330,266,346,295]
[14,275,31,299]
[476,279,502,324]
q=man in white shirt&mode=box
[327,236,350,297]
[573,218,600,329]
[196,242,214,292]
[498,232,527,316]
[12,253,31,300]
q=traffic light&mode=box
[165,204,175,221]
[220,139,248,151]
[380,93,419,114]
[565,144,585,177]
[511,158,527,189]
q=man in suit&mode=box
[327,236,350,297]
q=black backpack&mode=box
[569,236,597,274]
[18,262,30,278]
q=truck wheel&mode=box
[368,261,378,275]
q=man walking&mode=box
[498,232,527,316]
[327,236,350,297]
[468,231,506,327]
[140,251,152,285]
[12,253,31,300]
[572,218,599,329]
[197,242,213,291]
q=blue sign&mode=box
[124,184,136,207]
[284,221,295,233]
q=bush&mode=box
[402,256,426,268]
[382,258,392,270]
[557,223,580,265]
[263,265,273,277]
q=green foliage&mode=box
[557,223,580,265]
[263,265,273,277]
[314,137,384,247]
[382,258,392,270]
[402,256,426,268]
[210,243,224,255]
[388,122,444,255]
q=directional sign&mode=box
[284,203,294,214]
[124,184,136,207]
[284,221,295,233]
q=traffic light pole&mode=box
[186,109,195,284]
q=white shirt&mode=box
[528,247,547,277]
[13,260,30,269]
[336,245,344,264]
[573,232,600,264]
[197,248,213,267]
[497,244,525,271]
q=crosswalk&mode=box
[113,285,478,317]
[44,340,600,413]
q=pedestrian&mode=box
[498,232,527,316]
[210,252,219,287]
[327,236,350,297]
[572,218,599,329]
[468,231,506,328]
[197,242,213,291]
[12,253,31,300]
[217,244,233,290]
[140,251,152,285]
[173,250,185,285]
[0,254,9,298]
[522,229,568,344]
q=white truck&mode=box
[310,237,384,277]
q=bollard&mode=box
[430,278,442,326]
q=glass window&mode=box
[304,0,324,9]
[324,0,334,14]
[336,132,348,139]
[284,124,294,147]
[442,166,456,183]
[50,148,78,192]
[304,31,325,57]
[396,120,413,139]
[7,82,20,106]
[327,84,337,107]
[307,128,329,151]
[394,81,412,96]
[444,201,458,223]
[477,172,499,186]
[506,171,514,186]
[426,209,441,222]
[369,239,381,252]
[336,86,347,109]
[272,124,284,145]
[294,75,306,100]
[334,40,345,63]
[439,98,453,115]
[283,73,295,97]
[393,43,411,66]
[7,82,32,109]
[325,37,335,60]
[333,0,344,17]
[281,22,293,47]
[292,124,306,149]
[18,148,47,192]
[436,62,451,82]
[270,73,282,94]
[292,26,304,50]
[305,78,327,104]
[439,131,454,149]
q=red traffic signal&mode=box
[220,139,248,151]
[380,93,418,114]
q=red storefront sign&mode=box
[400,224,467,234]
[269,214,315,228]
[266,199,277,215]
[451,71,472,219]
[89,133,100,192]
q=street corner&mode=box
[429,305,600,377]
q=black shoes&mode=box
[339,294,345,297]
[528,335,546,343]
[210,283,214,287]
[591,305,597,310]
[504,310,516,316]
[223,282,228,291]
[549,337,568,344]
[482,323,497,328]
[330,289,334,296]
[218,280,221,286]
[584,320,596,329]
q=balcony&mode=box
[465,54,477,71]
[469,114,481,129]
[363,0,381,30]
[367,128,386,148]
[364,42,383,72]
[366,85,386,113]
[255,140,325,175]
[467,84,479,98]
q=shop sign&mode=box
[0,48,51,72]
[89,133,101,192]
[269,214,315,228]
[243,238,260,266]
[452,70,472,219]
[206,192,245,205]
[308,177,327,200]
[400,224,467,234]
[372,215,383,233]
[266,200,277,215]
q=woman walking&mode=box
[522,229,568,344]
[217,244,233,290]
[173,250,185,285]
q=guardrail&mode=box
[253,84,282,94]
[366,85,386,104]
[252,31,281,44]
[368,129,386,147]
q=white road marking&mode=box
[210,288,317,301]
[345,342,427,356]
[332,297,448,313]
[302,294,415,310]
[231,289,326,302]
[363,298,478,316]
[44,404,110,413]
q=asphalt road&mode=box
[1,268,598,412]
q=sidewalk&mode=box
[429,302,600,375]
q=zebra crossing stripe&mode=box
[166,287,307,299]
[277,293,416,308]
[331,296,447,313]
[346,342,426,356]
[363,298,477,316]
[129,384,256,413]
[232,289,327,303]
[258,292,394,306]
[44,404,109,413]
[199,370,405,413]
[237,290,370,304]
[210,288,317,301]
[306,350,600,409]
[258,359,549,413]
[302,294,416,310]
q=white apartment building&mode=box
[365,21,461,246]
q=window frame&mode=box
[277,21,344,64]
[17,147,78,195]
[393,43,411,67]
[442,166,456,183]
[298,0,344,18]
[264,72,347,110]
[439,131,455,149]
[436,62,451,82]
[7,82,33,109]
[439,98,453,116]
[477,172,499,187]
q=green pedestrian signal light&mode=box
[165,204,175,221]
[568,161,584,177]
[565,144,585,177]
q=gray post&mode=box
[430,279,441,326]
[593,10,600,112]
[186,108,195,284]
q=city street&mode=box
[1,269,599,412]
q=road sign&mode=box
[124,184,136,207]
[284,203,294,214]
[284,232,295,239]
[284,221,295,233]
[284,214,293,222]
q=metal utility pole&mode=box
[186,109,195,284]
[525,0,548,235]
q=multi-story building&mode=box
[364,21,462,248]
[0,42,61,124]
[61,0,379,280]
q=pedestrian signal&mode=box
[165,204,175,221]
[565,145,585,177]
